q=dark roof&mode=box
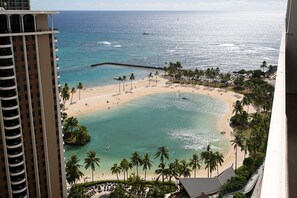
[218,166,236,185]
[179,167,235,198]
[179,178,221,198]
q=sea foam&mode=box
[167,128,222,151]
[97,41,112,45]
[219,43,235,47]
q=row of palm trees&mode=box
[60,82,83,106]
[114,71,160,93]
[114,73,135,92]
[230,80,272,169]
[66,151,100,185]
[66,146,225,186]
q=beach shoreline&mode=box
[64,76,249,182]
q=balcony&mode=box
[8,156,24,166]
[9,160,24,168]
[3,108,19,117]
[12,184,26,194]
[10,169,25,177]
[7,147,22,156]
[1,99,18,109]
[11,178,26,186]
[7,150,23,158]
[0,43,12,48]
[9,165,25,177]
[260,0,297,197]
[0,89,17,98]
[0,37,11,45]
[0,48,12,56]
[0,79,16,89]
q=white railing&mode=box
[260,29,288,197]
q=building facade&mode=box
[0,0,30,10]
[0,11,66,198]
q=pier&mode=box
[90,62,165,70]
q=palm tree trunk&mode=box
[92,170,94,182]
[70,93,73,104]
[131,80,133,90]
[79,89,81,100]
[194,168,196,178]
[116,174,119,182]
[136,166,138,177]
[118,81,121,92]
[123,81,125,91]
[235,146,238,170]
[145,170,147,181]
[162,174,164,192]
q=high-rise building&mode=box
[0,10,66,198]
[0,0,30,10]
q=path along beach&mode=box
[65,76,252,181]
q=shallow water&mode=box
[64,92,229,175]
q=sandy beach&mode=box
[65,76,250,181]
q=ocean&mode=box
[55,11,284,88]
[58,11,284,176]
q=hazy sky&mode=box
[31,0,287,11]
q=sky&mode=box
[31,0,287,11]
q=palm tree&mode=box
[261,61,267,72]
[155,146,169,164]
[165,163,179,187]
[147,72,153,85]
[64,116,79,133]
[111,163,121,182]
[155,71,159,84]
[129,73,135,90]
[233,100,243,115]
[62,83,70,105]
[70,87,76,104]
[179,160,191,178]
[76,125,90,144]
[115,76,123,92]
[188,154,201,177]
[214,152,224,175]
[242,95,251,113]
[200,145,213,178]
[130,151,142,177]
[120,158,130,182]
[230,132,245,169]
[122,75,127,91]
[164,66,167,76]
[155,163,167,183]
[77,82,83,100]
[66,155,84,185]
[142,153,153,180]
[84,151,100,182]
[155,146,169,191]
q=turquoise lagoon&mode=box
[64,92,230,176]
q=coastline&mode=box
[65,76,249,181]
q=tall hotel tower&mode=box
[0,1,66,198]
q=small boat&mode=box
[105,146,110,150]
[142,32,149,35]
[182,97,188,100]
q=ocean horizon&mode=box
[56,10,284,88]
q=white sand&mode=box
[65,76,252,181]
